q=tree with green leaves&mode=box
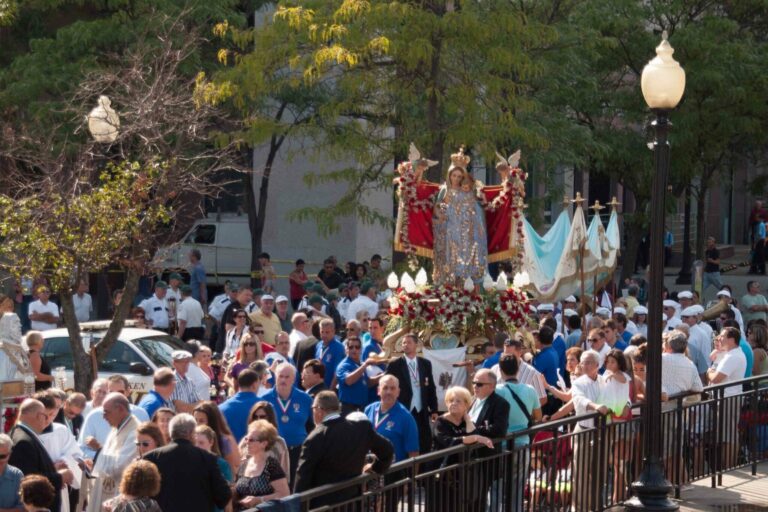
[0,21,238,392]
[202,0,592,255]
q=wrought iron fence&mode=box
[288,375,767,512]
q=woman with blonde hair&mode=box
[233,420,289,510]
[103,460,162,512]
[25,331,54,391]
[243,402,289,475]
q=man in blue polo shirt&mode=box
[533,326,560,387]
[315,318,345,388]
[138,368,176,419]
[219,368,263,442]
[336,337,374,415]
[365,375,419,463]
[262,362,313,485]
[362,317,387,402]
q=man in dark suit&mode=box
[470,369,510,452]
[143,413,231,512]
[385,332,438,454]
[293,335,319,377]
[469,368,510,510]
[300,359,328,397]
[9,399,72,512]
[54,392,86,438]
[294,391,394,508]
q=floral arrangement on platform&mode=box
[386,269,533,337]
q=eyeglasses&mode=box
[252,330,264,335]
[135,441,152,447]
[252,414,268,420]
[348,345,362,350]
[246,437,264,443]
[587,338,600,343]
[472,382,489,387]
[242,342,256,347]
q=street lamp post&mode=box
[625,31,685,512]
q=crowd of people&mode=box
[1,254,767,511]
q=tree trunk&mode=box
[247,103,288,288]
[59,292,90,393]
[66,268,139,393]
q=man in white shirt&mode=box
[490,337,547,407]
[71,280,93,323]
[707,326,747,469]
[139,281,170,331]
[208,282,236,323]
[663,300,682,330]
[679,306,712,378]
[346,282,379,323]
[177,285,205,341]
[570,350,609,512]
[28,286,59,331]
[288,312,312,355]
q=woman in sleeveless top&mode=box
[233,420,289,510]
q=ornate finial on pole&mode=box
[590,200,605,212]
[571,192,585,206]
[562,194,571,208]
[607,196,622,211]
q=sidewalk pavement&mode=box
[678,461,768,511]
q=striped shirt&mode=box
[492,360,547,400]
[170,371,200,405]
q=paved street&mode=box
[678,461,768,511]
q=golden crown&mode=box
[449,146,471,170]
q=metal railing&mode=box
[283,375,767,512]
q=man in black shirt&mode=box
[317,258,344,291]
[703,236,723,298]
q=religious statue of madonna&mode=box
[432,147,487,286]
[394,144,527,286]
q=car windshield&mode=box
[131,335,188,367]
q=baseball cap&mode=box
[564,295,577,303]
[680,306,698,318]
[261,294,274,302]
[662,300,679,309]
[716,289,731,298]
[275,295,289,303]
[180,284,192,294]
[634,306,648,315]
[169,272,183,281]
[613,307,627,315]
[537,303,554,312]
[155,280,168,289]
[677,291,694,300]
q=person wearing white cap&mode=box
[595,307,611,319]
[715,288,744,332]
[662,300,682,330]
[679,307,711,378]
[169,350,202,413]
[677,290,694,310]
[249,294,281,349]
[632,306,649,338]
[274,295,293,332]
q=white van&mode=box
[154,213,252,287]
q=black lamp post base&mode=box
[674,271,691,285]
[625,459,679,511]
